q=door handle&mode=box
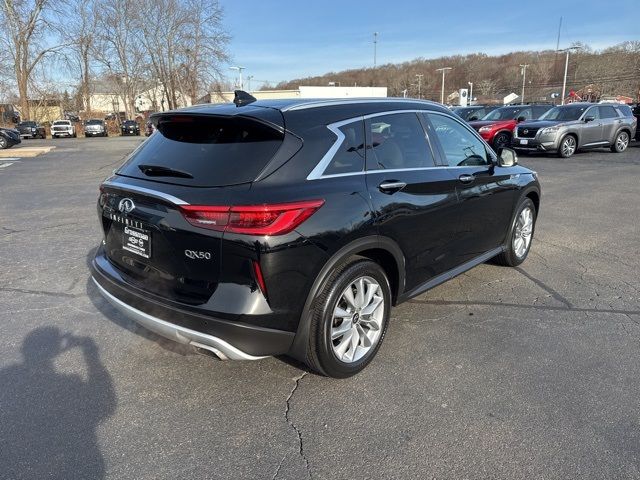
[458,174,475,184]
[378,181,406,193]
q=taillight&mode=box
[180,200,324,236]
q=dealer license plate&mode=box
[122,225,151,259]
[520,139,529,145]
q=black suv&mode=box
[16,121,46,139]
[91,96,541,377]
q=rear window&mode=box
[117,115,284,187]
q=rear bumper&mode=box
[91,254,295,359]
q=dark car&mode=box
[451,105,499,122]
[85,119,108,137]
[0,126,21,149]
[469,104,552,149]
[90,96,541,377]
[513,103,637,157]
[16,121,46,139]
[121,120,140,136]
[632,104,640,141]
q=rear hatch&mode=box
[98,110,287,304]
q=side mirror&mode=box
[469,116,479,121]
[584,116,595,123]
[497,147,518,167]
[516,116,526,123]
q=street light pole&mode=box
[415,74,423,99]
[558,47,580,105]
[373,32,378,69]
[229,66,245,90]
[246,75,254,92]
[520,64,529,104]
[468,81,473,103]
[436,67,452,104]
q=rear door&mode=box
[424,112,519,265]
[364,111,460,290]
[99,112,286,304]
[598,105,621,143]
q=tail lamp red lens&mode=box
[179,200,324,236]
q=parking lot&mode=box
[0,136,639,479]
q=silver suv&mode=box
[513,103,637,158]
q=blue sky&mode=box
[220,0,640,87]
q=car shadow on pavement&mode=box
[0,326,116,479]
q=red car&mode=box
[469,105,552,149]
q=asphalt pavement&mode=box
[1,136,639,479]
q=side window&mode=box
[323,120,365,175]
[584,107,600,120]
[599,106,618,119]
[518,108,533,120]
[426,113,489,167]
[533,106,551,118]
[366,113,434,170]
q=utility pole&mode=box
[229,66,245,90]
[415,74,424,99]
[246,75,254,92]
[519,64,529,104]
[558,47,580,105]
[468,81,473,103]
[436,67,452,104]
[373,32,378,69]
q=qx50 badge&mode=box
[118,198,135,214]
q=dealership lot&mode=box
[0,137,639,479]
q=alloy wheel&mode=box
[330,276,385,363]
[561,136,576,157]
[513,206,534,258]
[616,132,629,152]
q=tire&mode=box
[305,258,391,378]
[558,134,577,158]
[0,136,8,149]
[494,198,536,267]
[610,131,629,153]
[493,132,511,150]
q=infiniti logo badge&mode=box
[118,198,135,214]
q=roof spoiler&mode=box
[234,90,257,107]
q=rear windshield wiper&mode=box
[138,164,193,179]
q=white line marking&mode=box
[0,162,14,168]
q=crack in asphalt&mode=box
[276,371,310,480]
[406,298,640,317]
[514,267,573,308]
[0,286,82,299]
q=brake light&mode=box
[180,200,324,236]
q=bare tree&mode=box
[93,0,146,118]
[65,0,97,112]
[477,79,497,96]
[0,0,64,119]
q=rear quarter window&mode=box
[117,114,285,187]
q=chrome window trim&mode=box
[282,98,440,112]
[102,180,189,205]
[307,109,443,181]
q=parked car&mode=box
[512,103,637,158]
[91,96,541,377]
[121,120,140,136]
[469,105,552,149]
[451,105,499,122]
[16,121,46,139]
[633,104,640,141]
[0,126,21,149]
[84,119,108,137]
[51,120,76,138]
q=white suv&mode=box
[51,120,76,138]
